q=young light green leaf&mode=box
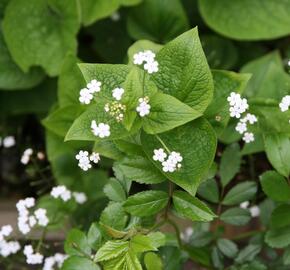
[217,238,238,258]
[270,204,290,229]
[95,240,129,262]
[125,249,142,270]
[147,232,166,248]
[62,256,100,270]
[219,143,241,187]
[220,207,251,226]
[130,235,157,253]
[141,118,217,196]
[123,190,168,217]
[199,0,290,40]
[127,0,189,43]
[197,178,219,203]
[103,178,127,202]
[64,229,91,257]
[2,0,80,76]
[173,191,216,222]
[144,252,163,270]
[265,226,290,248]
[260,171,290,202]
[142,92,202,134]
[222,181,257,205]
[152,27,214,113]
[264,133,290,178]
[116,155,166,184]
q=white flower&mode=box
[235,122,247,134]
[227,92,249,119]
[21,148,33,165]
[133,52,146,65]
[90,152,100,164]
[34,208,49,227]
[91,121,111,138]
[243,132,255,143]
[279,95,290,112]
[28,216,37,227]
[78,159,92,171]
[143,50,156,62]
[73,192,87,204]
[144,60,159,74]
[162,160,176,173]
[112,87,124,101]
[249,205,260,217]
[3,136,15,148]
[111,11,120,21]
[239,201,250,209]
[242,113,258,124]
[168,151,183,163]
[43,253,67,270]
[153,148,167,162]
[0,225,13,237]
[136,98,151,117]
[75,150,89,160]
[0,240,20,257]
[50,186,72,202]
[23,245,43,265]
[227,92,241,106]
[79,88,93,104]
[87,79,101,93]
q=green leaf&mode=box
[173,190,216,222]
[87,223,103,250]
[144,252,163,270]
[197,178,219,203]
[141,118,217,195]
[152,28,214,113]
[2,0,80,76]
[204,70,250,135]
[241,52,290,100]
[235,244,261,264]
[147,232,166,248]
[123,190,168,217]
[219,143,241,187]
[62,256,100,270]
[95,240,129,262]
[127,0,189,43]
[103,178,127,202]
[116,155,166,184]
[211,246,224,269]
[185,245,212,268]
[64,229,91,256]
[127,40,163,65]
[198,0,290,40]
[93,140,124,160]
[270,204,290,229]
[264,134,290,178]
[217,238,238,258]
[0,31,44,90]
[130,235,157,253]
[260,171,290,202]
[58,54,85,107]
[201,35,238,69]
[142,92,202,134]
[283,246,290,265]
[125,249,142,270]
[100,202,128,230]
[222,182,257,205]
[265,226,290,248]
[220,207,251,226]
[43,105,85,137]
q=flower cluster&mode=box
[0,135,16,148]
[75,150,100,171]
[104,101,126,122]
[153,148,183,173]
[50,185,87,204]
[43,253,67,270]
[24,245,43,265]
[133,50,159,74]
[136,96,151,117]
[0,225,21,257]
[79,79,101,104]
[227,92,249,118]
[91,121,111,138]
[16,198,49,235]
[279,95,290,112]
[21,148,33,165]
[112,87,124,101]
[235,113,257,143]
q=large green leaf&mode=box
[264,134,290,178]
[260,171,290,202]
[0,31,44,90]
[103,178,127,202]
[130,235,157,253]
[217,238,238,259]
[144,252,163,270]
[123,190,168,217]
[2,0,80,76]
[64,229,91,257]
[219,143,241,187]
[87,223,103,250]
[222,182,257,205]
[116,155,166,184]
[265,226,290,248]
[95,240,129,262]
[197,178,219,204]
[173,191,216,221]
[62,256,100,270]
[142,92,201,134]
[270,204,290,229]
[235,244,262,264]
[141,118,217,195]
[127,0,189,43]
[198,0,290,40]
[220,208,251,226]
[152,28,214,113]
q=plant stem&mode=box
[248,154,256,180]
[155,134,171,153]
[167,219,183,248]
